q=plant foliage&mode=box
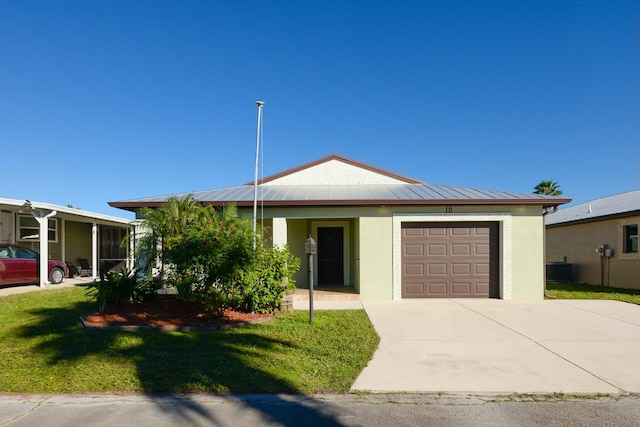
[533,180,563,196]
[87,266,156,312]
[140,197,300,316]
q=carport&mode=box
[0,198,133,286]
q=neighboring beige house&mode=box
[545,190,640,290]
[0,198,133,285]
[110,154,570,300]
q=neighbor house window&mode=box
[100,226,128,259]
[18,215,58,242]
[624,224,638,253]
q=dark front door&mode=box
[318,227,344,285]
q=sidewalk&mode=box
[0,277,94,297]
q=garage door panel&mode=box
[427,244,447,256]
[427,228,447,236]
[404,244,424,256]
[451,263,470,275]
[404,228,425,236]
[451,227,471,236]
[451,244,471,255]
[402,222,498,298]
[476,263,489,274]
[428,263,447,275]
[428,283,448,296]
[451,282,471,295]
[405,283,425,296]
[475,227,490,236]
[404,263,424,275]
[475,282,490,292]
[475,243,490,255]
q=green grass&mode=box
[546,282,640,305]
[0,287,379,394]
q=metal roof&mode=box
[0,198,133,225]
[109,155,571,212]
[109,182,570,211]
[545,190,640,226]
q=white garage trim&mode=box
[392,213,512,300]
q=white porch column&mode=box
[60,219,66,267]
[272,217,287,249]
[91,221,98,281]
[31,209,57,287]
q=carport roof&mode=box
[109,154,571,211]
[0,198,133,226]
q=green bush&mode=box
[145,197,300,316]
[87,267,156,312]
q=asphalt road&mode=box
[1,393,638,427]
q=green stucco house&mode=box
[110,154,570,300]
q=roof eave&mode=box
[110,197,572,211]
[546,209,640,228]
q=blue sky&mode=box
[1,1,637,219]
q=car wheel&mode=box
[50,267,64,284]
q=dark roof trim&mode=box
[546,210,640,228]
[244,154,424,185]
[111,197,570,212]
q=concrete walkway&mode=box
[0,277,93,297]
[351,299,640,394]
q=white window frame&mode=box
[618,219,640,259]
[18,215,59,243]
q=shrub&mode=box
[149,199,300,316]
[87,267,156,312]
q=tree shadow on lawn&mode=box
[18,302,347,426]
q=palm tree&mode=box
[534,180,562,196]
[534,180,563,299]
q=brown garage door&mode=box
[402,222,499,298]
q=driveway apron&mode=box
[351,299,640,394]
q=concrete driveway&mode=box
[351,299,640,394]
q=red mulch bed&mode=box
[81,294,274,330]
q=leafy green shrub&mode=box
[238,245,300,313]
[87,267,156,312]
[146,198,300,316]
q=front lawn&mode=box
[0,286,379,394]
[546,282,640,305]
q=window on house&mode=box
[100,226,128,259]
[624,224,638,253]
[18,216,58,242]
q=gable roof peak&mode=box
[251,154,424,186]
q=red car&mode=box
[0,244,68,285]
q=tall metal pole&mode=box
[309,250,314,323]
[253,101,264,250]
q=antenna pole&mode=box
[253,101,264,250]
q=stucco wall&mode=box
[286,219,309,288]
[510,211,544,299]
[358,216,393,299]
[546,216,640,289]
[254,204,547,300]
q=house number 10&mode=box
[445,206,453,213]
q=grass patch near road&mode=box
[0,286,379,394]
[546,282,640,305]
